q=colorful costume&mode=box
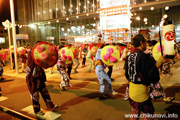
[20,54,27,72]
[125,48,160,118]
[57,58,71,90]
[82,46,88,66]
[86,50,94,72]
[26,50,55,113]
[73,58,80,73]
[95,49,115,96]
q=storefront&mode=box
[28,0,180,45]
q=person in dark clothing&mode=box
[67,44,73,79]
[0,61,3,80]
[20,54,27,72]
[107,66,113,80]
[67,63,73,79]
[26,41,59,119]
[12,53,15,69]
[105,44,114,80]
[82,44,88,67]
[125,34,165,120]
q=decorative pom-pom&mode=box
[41,53,48,60]
[110,56,117,63]
[62,57,66,61]
[106,52,111,59]
[103,55,108,61]
[67,56,72,61]
[63,54,67,59]
[0,54,3,57]
[36,45,45,53]
[107,48,114,54]
[61,49,65,54]
[49,46,56,53]
[157,45,164,52]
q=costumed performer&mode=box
[18,47,27,73]
[95,44,118,99]
[57,45,71,91]
[82,44,88,67]
[72,45,80,74]
[26,41,59,119]
[125,34,165,119]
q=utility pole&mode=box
[10,0,19,74]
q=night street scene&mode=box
[0,0,180,120]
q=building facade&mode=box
[16,0,180,46]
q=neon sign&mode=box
[100,0,131,31]
[100,0,130,9]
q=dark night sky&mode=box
[0,0,17,25]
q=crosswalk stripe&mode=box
[21,105,61,120]
[0,96,8,101]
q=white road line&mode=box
[172,100,180,104]
[21,105,61,120]
[0,96,8,101]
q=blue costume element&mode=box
[95,49,114,94]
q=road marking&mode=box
[172,100,180,104]
[0,96,8,101]
[21,105,61,120]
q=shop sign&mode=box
[100,14,130,30]
[0,37,5,43]
[46,37,54,40]
[100,0,130,9]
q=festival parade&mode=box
[0,0,180,120]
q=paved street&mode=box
[0,58,180,120]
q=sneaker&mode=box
[166,74,172,77]
[35,111,45,120]
[51,104,60,112]
[163,97,175,104]
[111,91,118,96]
[59,84,65,91]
